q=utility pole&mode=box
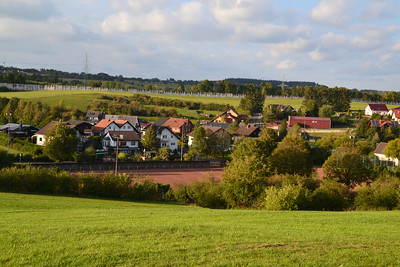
[115,136,119,175]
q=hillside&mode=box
[1,192,399,266]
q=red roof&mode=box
[367,104,388,111]
[163,118,191,128]
[289,116,331,122]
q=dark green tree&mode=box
[43,122,78,162]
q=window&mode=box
[161,143,166,147]
[162,135,167,139]
[171,143,175,146]
[39,137,42,142]
[131,141,136,146]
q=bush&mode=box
[131,176,170,201]
[309,179,350,211]
[354,179,400,210]
[172,174,226,208]
[264,184,311,210]
[0,166,171,202]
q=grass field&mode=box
[3,89,391,111]
[1,192,399,266]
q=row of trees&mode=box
[0,97,83,127]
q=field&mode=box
[2,89,392,112]
[1,192,399,266]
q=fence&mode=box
[21,160,226,172]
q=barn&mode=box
[288,116,331,129]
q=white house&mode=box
[102,131,141,154]
[374,142,399,166]
[35,120,91,146]
[143,125,179,151]
[90,119,139,137]
[365,104,389,116]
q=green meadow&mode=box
[2,89,392,112]
[1,192,399,266]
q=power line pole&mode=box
[115,136,119,176]
[83,52,89,85]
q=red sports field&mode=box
[72,168,225,187]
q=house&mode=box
[187,125,231,146]
[104,115,140,130]
[102,131,141,154]
[387,107,400,121]
[89,119,139,137]
[211,108,248,123]
[374,142,399,166]
[0,123,38,138]
[161,118,194,135]
[265,104,295,113]
[34,120,92,146]
[233,125,261,141]
[288,116,331,129]
[370,120,400,128]
[84,111,105,124]
[142,125,179,151]
[365,104,389,116]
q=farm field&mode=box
[1,192,399,266]
[1,89,393,112]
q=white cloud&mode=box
[276,60,297,70]
[310,50,325,61]
[309,0,353,27]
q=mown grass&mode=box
[1,192,399,266]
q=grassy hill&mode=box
[1,192,399,266]
[0,89,393,111]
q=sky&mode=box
[1,0,400,91]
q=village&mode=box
[1,102,400,166]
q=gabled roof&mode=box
[234,125,260,136]
[163,118,192,128]
[105,115,138,126]
[390,107,400,119]
[374,142,388,155]
[105,131,140,141]
[154,117,170,126]
[147,125,179,139]
[366,104,389,111]
[35,121,59,135]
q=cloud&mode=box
[0,0,57,21]
[309,0,354,27]
[276,60,297,70]
[361,0,399,21]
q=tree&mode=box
[319,104,334,118]
[322,145,371,185]
[239,88,265,114]
[222,155,270,208]
[190,127,208,157]
[277,120,287,140]
[269,128,312,175]
[384,138,400,159]
[142,126,160,151]
[43,122,78,162]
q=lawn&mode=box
[1,192,399,266]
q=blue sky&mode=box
[1,0,399,91]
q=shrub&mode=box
[187,174,226,209]
[264,184,311,210]
[267,173,319,191]
[131,176,170,201]
[354,179,400,210]
[309,179,350,211]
